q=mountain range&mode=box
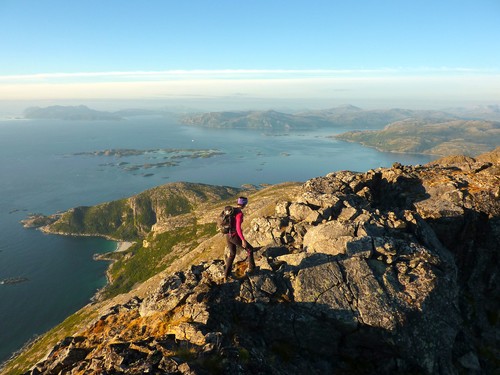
[22,104,500,157]
[181,105,500,156]
[180,105,460,130]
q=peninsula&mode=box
[335,118,500,156]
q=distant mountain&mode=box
[443,104,500,121]
[181,106,460,130]
[296,106,458,128]
[24,105,122,120]
[181,109,330,129]
[113,108,178,117]
[335,118,500,156]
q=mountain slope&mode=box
[180,110,329,129]
[5,149,500,374]
[181,106,460,130]
[40,182,243,241]
[335,118,500,156]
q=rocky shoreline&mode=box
[20,213,60,228]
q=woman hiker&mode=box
[224,196,256,281]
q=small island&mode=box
[73,148,225,175]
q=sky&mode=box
[0,0,499,111]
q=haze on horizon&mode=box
[0,0,499,114]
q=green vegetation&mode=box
[7,181,301,372]
[41,181,243,299]
[103,223,217,298]
[160,194,192,215]
[132,195,156,230]
[335,119,500,156]
[46,182,238,241]
[49,199,140,240]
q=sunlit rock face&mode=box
[24,148,500,375]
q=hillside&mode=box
[35,182,242,241]
[296,105,457,128]
[4,148,500,374]
[180,109,329,129]
[335,118,500,156]
[180,106,459,130]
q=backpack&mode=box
[217,206,236,234]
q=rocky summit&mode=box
[18,148,500,374]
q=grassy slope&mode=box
[1,181,301,374]
[335,119,500,156]
[46,182,241,240]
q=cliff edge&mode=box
[7,148,500,374]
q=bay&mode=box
[0,116,434,363]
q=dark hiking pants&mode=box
[224,234,255,278]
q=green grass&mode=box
[50,199,140,240]
[103,223,217,298]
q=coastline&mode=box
[115,241,134,252]
[36,224,136,301]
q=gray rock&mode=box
[345,236,373,258]
[288,202,321,223]
[274,200,290,217]
[303,221,357,255]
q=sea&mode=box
[0,115,435,364]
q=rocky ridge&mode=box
[11,148,500,374]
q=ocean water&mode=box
[0,116,434,363]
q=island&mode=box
[24,105,122,121]
[74,148,225,175]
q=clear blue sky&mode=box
[1,0,499,108]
